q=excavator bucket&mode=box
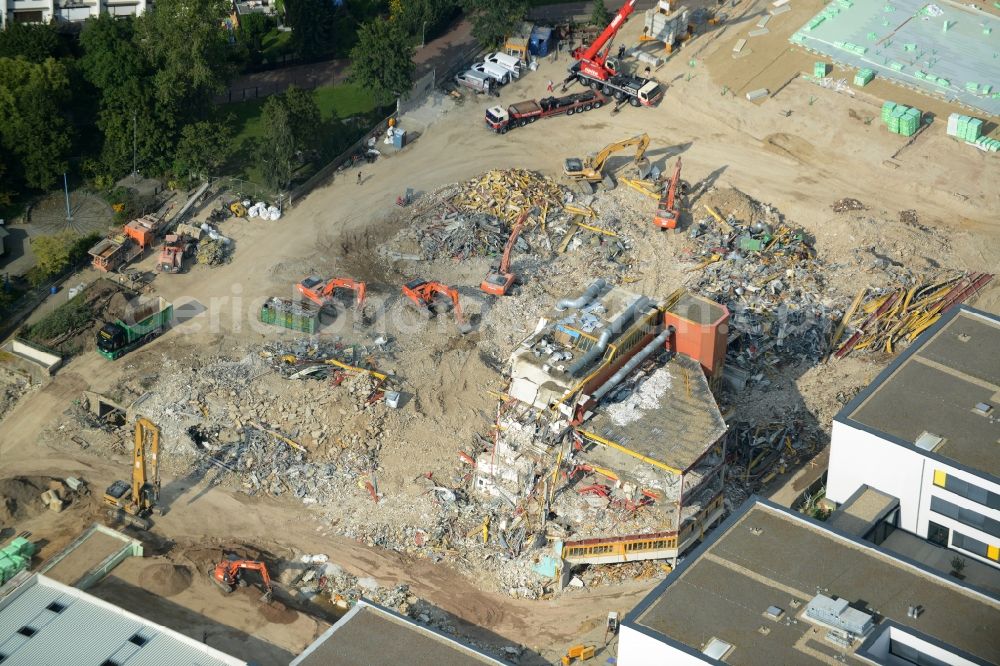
[636,157,651,180]
[106,508,152,531]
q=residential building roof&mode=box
[291,600,503,666]
[836,306,1000,480]
[0,574,245,666]
[625,499,1000,666]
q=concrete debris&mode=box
[831,198,864,212]
[683,195,837,384]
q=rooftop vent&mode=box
[16,627,35,638]
[702,638,734,660]
[973,402,993,416]
[914,431,944,452]
[907,605,924,619]
[45,602,65,614]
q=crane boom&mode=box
[575,0,637,63]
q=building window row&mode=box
[951,531,1000,562]
[933,470,1000,510]
[930,496,1000,539]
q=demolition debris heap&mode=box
[475,280,732,574]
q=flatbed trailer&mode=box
[486,90,607,133]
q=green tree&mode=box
[174,119,233,180]
[461,0,526,48]
[258,98,295,189]
[590,0,610,27]
[0,23,63,62]
[80,15,172,175]
[349,21,414,105]
[237,12,273,64]
[135,0,234,118]
[285,0,337,58]
[30,230,80,280]
[394,0,459,43]
[281,86,321,151]
[0,58,74,191]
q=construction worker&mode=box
[357,172,362,185]
[618,44,626,59]
[547,80,554,92]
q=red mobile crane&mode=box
[402,280,472,333]
[568,0,662,107]
[296,276,367,310]
[481,211,529,296]
[654,157,682,230]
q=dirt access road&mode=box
[1,0,997,661]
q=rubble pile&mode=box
[196,238,230,265]
[416,212,531,261]
[449,169,565,224]
[724,417,824,509]
[683,195,841,383]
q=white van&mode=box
[471,61,510,85]
[455,69,492,93]
[483,52,523,79]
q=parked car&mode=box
[455,70,493,93]
[471,62,510,85]
[483,52,523,79]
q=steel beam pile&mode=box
[833,271,994,358]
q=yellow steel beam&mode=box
[575,220,618,237]
[577,429,683,475]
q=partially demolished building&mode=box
[476,280,731,573]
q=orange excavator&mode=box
[481,211,530,296]
[212,558,273,601]
[401,279,472,333]
[296,276,367,310]
[654,157,682,230]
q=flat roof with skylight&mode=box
[836,306,1000,479]
[0,573,245,666]
[624,499,1000,666]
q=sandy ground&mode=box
[0,1,997,663]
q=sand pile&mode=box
[0,477,47,523]
[139,562,193,597]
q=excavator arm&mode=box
[297,276,367,309]
[590,134,650,173]
[131,417,159,513]
[402,280,472,333]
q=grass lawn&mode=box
[226,81,378,185]
[261,28,293,61]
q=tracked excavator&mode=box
[402,280,472,333]
[564,134,651,193]
[212,558,273,602]
[481,211,530,296]
[296,276,367,310]
[103,417,160,530]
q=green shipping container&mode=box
[260,299,319,334]
[814,62,827,77]
[6,537,35,558]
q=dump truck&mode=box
[486,90,607,133]
[97,297,173,360]
[260,297,320,334]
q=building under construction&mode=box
[475,279,731,574]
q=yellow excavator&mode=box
[564,134,651,193]
[103,417,160,530]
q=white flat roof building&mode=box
[0,573,246,666]
[1,0,146,29]
[618,498,1000,666]
[827,306,1000,571]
